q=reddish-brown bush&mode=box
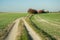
[38,10,49,13]
[28,8,38,14]
[38,10,45,13]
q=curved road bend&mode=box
[22,18,42,40]
[4,18,20,40]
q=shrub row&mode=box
[28,8,49,14]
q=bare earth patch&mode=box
[4,18,20,40]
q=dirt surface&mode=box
[22,18,42,40]
[4,18,20,40]
[4,17,42,40]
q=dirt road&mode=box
[22,18,42,40]
[4,18,20,40]
[4,17,42,40]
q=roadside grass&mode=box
[0,12,27,30]
[38,13,60,25]
[31,13,60,40]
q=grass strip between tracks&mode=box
[17,19,32,40]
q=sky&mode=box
[0,0,60,12]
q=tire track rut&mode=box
[22,18,42,40]
[4,18,20,40]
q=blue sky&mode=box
[0,0,60,12]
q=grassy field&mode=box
[0,12,60,40]
[31,13,60,40]
[0,12,27,39]
[0,12,27,30]
[38,13,60,25]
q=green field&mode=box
[0,12,60,40]
[0,12,27,30]
[31,13,60,40]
